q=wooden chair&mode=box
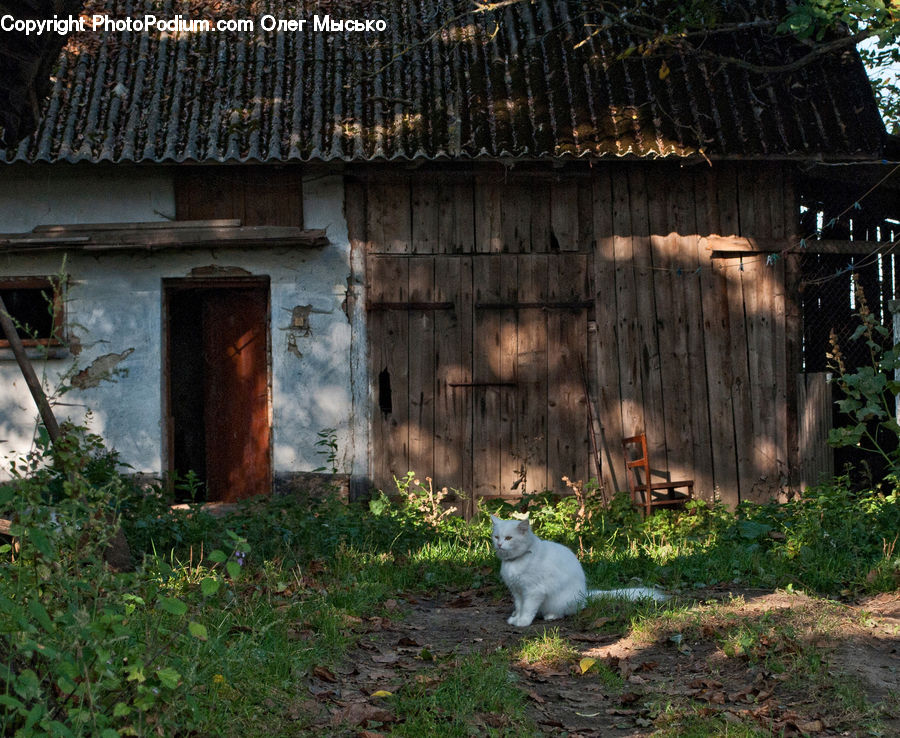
[622,433,694,517]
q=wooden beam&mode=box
[703,235,892,255]
[0,225,329,253]
[32,219,243,232]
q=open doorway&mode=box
[164,278,272,502]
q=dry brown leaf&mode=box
[527,690,546,704]
[330,702,394,727]
[313,666,337,683]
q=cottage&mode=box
[0,0,896,508]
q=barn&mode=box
[0,0,896,508]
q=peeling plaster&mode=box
[70,348,135,390]
[286,305,313,336]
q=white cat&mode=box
[491,515,667,627]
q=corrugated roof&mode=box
[1,0,887,163]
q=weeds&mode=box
[1,435,898,735]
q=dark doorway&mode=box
[164,279,271,502]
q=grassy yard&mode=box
[1,435,898,736]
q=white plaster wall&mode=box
[0,166,176,231]
[0,168,367,484]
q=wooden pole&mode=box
[0,294,61,444]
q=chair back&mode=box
[622,433,650,493]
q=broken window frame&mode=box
[0,276,67,349]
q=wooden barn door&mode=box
[368,253,592,504]
[165,279,272,502]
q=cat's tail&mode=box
[586,587,669,602]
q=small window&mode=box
[0,277,65,348]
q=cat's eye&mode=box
[504,536,511,540]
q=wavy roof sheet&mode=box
[1,0,887,164]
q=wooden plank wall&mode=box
[175,166,303,226]
[587,162,797,506]
[354,162,803,507]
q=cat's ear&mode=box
[516,519,531,534]
[490,514,500,526]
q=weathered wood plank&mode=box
[742,255,779,502]
[499,255,520,498]
[433,256,473,510]
[592,169,625,495]
[715,164,741,238]
[530,182,552,254]
[612,169,643,470]
[551,180,580,252]
[438,181,475,254]
[547,254,590,489]
[695,168,739,504]
[472,254,504,497]
[675,170,714,499]
[368,180,411,254]
[474,176,502,253]
[516,253,549,493]
[411,181,440,254]
[367,255,410,493]
[627,167,667,475]
[407,257,436,483]
[647,168,689,484]
[502,183,532,253]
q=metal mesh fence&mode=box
[799,251,898,373]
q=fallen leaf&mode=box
[370,690,393,698]
[330,702,394,728]
[397,637,420,647]
[619,692,641,704]
[527,690,545,704]
[313,666,337,683]
[579,657,597,674]
[636,661,658,672]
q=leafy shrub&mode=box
[0,425,243,737]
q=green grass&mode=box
[2,454,899,736]
[388,651,538,737]
[517,628,578,665]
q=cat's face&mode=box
[491,516,532,560]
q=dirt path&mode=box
[306,588,900,736]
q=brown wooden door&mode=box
[166,281,271,502]
[368,253,591,504]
